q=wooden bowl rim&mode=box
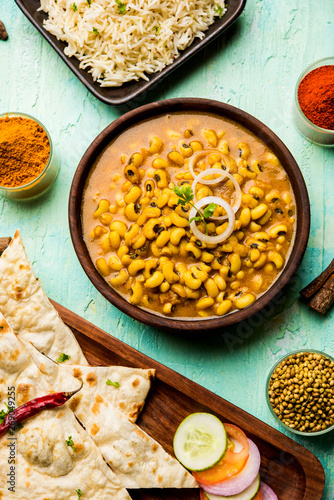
[69,98,310,332]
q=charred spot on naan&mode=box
[72,367,83,379]
[91,423,100,436]
[69,394,82,412]
[91,394,104,415]
[128,402,144,422]
[17,383,32,405]
[86,371,97,386]
[131,378,140,388]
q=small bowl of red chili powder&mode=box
[293,57,334,146]
[0,112,59,200]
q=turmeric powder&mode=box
[0,115,50,188]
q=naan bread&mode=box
[23,343,198,489]
[0,313,131,500]
[0,231,88,364]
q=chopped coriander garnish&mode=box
[56,353,71,363]
[215,5,224,18]
[173,185,217,235]
[86,0,92,5]
[115,0,127,14]
[153,26,161,35]
[66,436,76,451]
[92,27,99,34]
[71,3,78,12]
[0,404,10,424]
[76,489,82,499]
[106,380,121,387]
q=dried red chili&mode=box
[0,380,83,437]
[298,65,334,130]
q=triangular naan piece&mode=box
[23,343,198,489]
[0,230,88,364]
[0,313,131,500]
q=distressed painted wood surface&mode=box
[1,0,333,497]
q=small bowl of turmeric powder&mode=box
[0,113,58,200]
[292,57,334,147]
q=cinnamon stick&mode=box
[0,237,11,255]
[300,259,334,315]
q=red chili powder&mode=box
[298,65,334,130]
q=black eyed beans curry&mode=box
[82,113,296,319]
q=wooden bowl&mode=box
[69,98,310,332]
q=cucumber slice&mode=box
[205,474,260,500]
[173,413,227,471]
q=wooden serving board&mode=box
[51,300,325,500]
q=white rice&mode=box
[39,0,226,86]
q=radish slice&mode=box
[192,169,242,219]
[200,440,261,496]
[188,150,231,178]
[189,196,235,244]
[260,483,278,500]
[204,474,260,500]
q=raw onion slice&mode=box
[192,169,242,219]
[203,474,260,500]
[188,150,231,178]
[189,196,235,245]
[260,483,278,500]
[200,439,261,496]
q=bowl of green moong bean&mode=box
[266,349,334,436]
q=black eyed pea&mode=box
[264,263,275,273]
[94,199,110,218]
[179,143,193,158]
[186,242,202,259]
[125,203,139,222]
[122,180,133,192]
[268,251,284,269]
[221,243,233,253]
[219,265,230,278]
[144,259,157,279]
[208,153,221,165]
[142,218,161,239]
[160,280,170,293]
[203,129,218,147]
[141,294,150,308]
[204,279,219,298]
[228,253,242,275]
[131,234,146,250]
[157,192,169,208]
[154,169,169,189]
[156,230,170,248]
[170,212,188,228]
[124,186,142,205]
[265,190,280,203]
[239,166,257,180]
[252,274,263,291]
[258,208,272,226]
[250,221,261,232]
[137,207,161,226]
[253,253,267,269]
[109,205,118,214]
[198,262,211,274]
[190,265,208,282]
[254,231,270,242]
[249,186,264,200]
[282,192,292,204]
[124,224,140,247]
[145,271,164,288]
[189,140,203,152]
[110,269,129,286]
[170,227,186,246]
[184,271,202,290]
[100,213,113,226]
[152,157,168,169]
[175,204,190,219]
[109,230,121,250]
[251,203,268,220]
[171,283,187,298]
[250,248,260,262]
[130,152,144,168]
[265,153,279,166]
[162,261,179,283]
[108,256,123,271]
[216,299,232,316]
[96,258,111,277]
[269,224,288,239]
[277,235,286,244]
[117,244,129,259]
[234,293,256,309]
[90,225,108,240]
[167,242,179,255]
[149,136,163,154]
[124,164,140,184]
[214,275,227,291]
[251,160,262,174]
[183,129,193,139]
[179,238,188,257]
[185,286,200,299]
[237,142,251,160]
[110,220,128,237]
[242,193,258,209]
[162,302,173,314]
[201,251,215,264]
[238,208,251,228]
[129,281,143,305]
[99,233,112,253]
[196,297,215,310]
[167,150,184,166]
[144,179,155,198]
[121,254,132,267]
[128,259,146,276]
[230,280,240,290]
[139,197,151,208]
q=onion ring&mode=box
[189,196,235,245]
[191,169,242,220]
[188,150,231,179]
[260,482,278,500]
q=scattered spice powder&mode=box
[0,115,50,188]
[298,65,334,130]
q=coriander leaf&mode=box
[86,0,91,5]
[153,26,161,35]
[106,380,121,387]
[215,5,224,18]
[115,0,127,14]
[0,409,9,424]
[0,325,3,329]
[56,353,71,363]
[66,436,76,451]
[76,489,82,499]
[92,27,99,34]
[71,2,78,11]
[203,202,216,218]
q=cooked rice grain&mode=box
[39,0,226,86]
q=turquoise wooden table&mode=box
[1,0,333,497]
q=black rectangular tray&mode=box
[15,0,246,106]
